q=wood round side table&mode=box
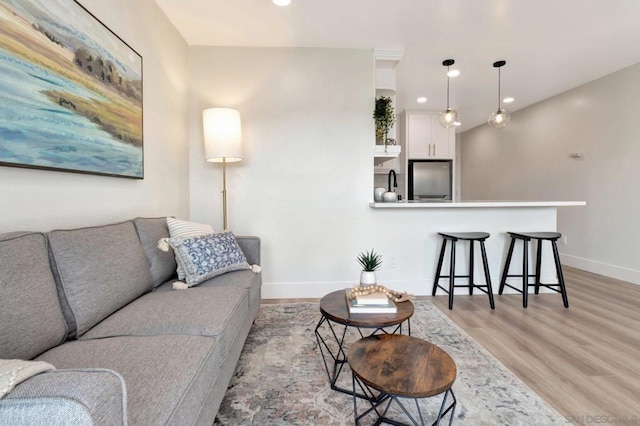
[314,290,414,397]
[348,334,457,425]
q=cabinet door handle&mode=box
[428,144,431,156]
[433,144,436,156]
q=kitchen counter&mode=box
[365,199,586,296]
[370,200,586,208]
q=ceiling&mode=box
[155,0,640,132]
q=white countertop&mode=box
[369,200,587,208]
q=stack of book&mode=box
[347,290,397,314]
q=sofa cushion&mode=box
[202,268,262,291]
[81,286,248,358]
[167,218,214,280]
[156,269,262,313]
[206,269,262,313]
[132,217,177,288]
[0,232,67,360]
[169,231,250,287]
[47,221,153,338]
[36,335,222,426]
[235,236,261,266]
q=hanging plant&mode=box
[373,96,395,144]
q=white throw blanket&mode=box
[0,359,55,399]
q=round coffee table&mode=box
[314,290,414,397]
[348,334,457,425]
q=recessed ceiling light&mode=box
[503,97,514,103]
[273,0,291,6]
[453,121,461,127]
[417,97,427,103]
[447,69,460,78]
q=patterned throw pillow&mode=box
[168,231,250,287]
[166,218,214,280]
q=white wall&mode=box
[461,63,640,285]
[0,0,190,232]
[188,47,379,297]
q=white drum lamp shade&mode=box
[203,108,243,163]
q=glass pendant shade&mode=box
[488,108,510,128]
[439,59,459,128]
[439,108,459,128]
[488,60,509,129]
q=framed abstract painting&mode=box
[0,0,143,178]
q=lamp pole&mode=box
[221,157,228,230]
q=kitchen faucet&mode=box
[388,169,397,192]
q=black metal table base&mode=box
[314,316,411,399]
[352,373,456,426]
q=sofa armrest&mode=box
[0,369,127,426]
[236,236,261,266]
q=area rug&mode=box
[215,301,564,425]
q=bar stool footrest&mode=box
[505,274,537,279]
[501,283,524,294]
[434,283,492,293]
[537,283,563,293]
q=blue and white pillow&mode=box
[168,231,250,287]
[166,218,214,280]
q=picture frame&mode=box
[0,0,144,179]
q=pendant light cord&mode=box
[446,67,450,109]
[497,66,501,110]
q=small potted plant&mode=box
[357,249,382,285]
[373,96,395,147]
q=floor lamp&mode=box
[202,108,243,230]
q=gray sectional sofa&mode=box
[0,218,262,425]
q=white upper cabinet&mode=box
[404,111,454,159]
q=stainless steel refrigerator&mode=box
[408,160,452,201]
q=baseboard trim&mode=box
[560,254,640,286]
[261,277,549,299]
[261,280,431,299]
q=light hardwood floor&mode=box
[431,266,640,424]
[263,267,640,424]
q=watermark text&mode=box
[565,415,640,425]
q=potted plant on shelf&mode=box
[373,96,396,148]
[357,249,382,285]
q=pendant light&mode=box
[438,59,459,128]
[488,60,510,128]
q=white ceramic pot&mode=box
[360,270,377,286]
[382,191,397,203]
[373,187,386,202]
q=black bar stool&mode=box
[499,232,569,308]
[433,232,495,310]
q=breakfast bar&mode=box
[369,200,586,209]
[367,200,586,296]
